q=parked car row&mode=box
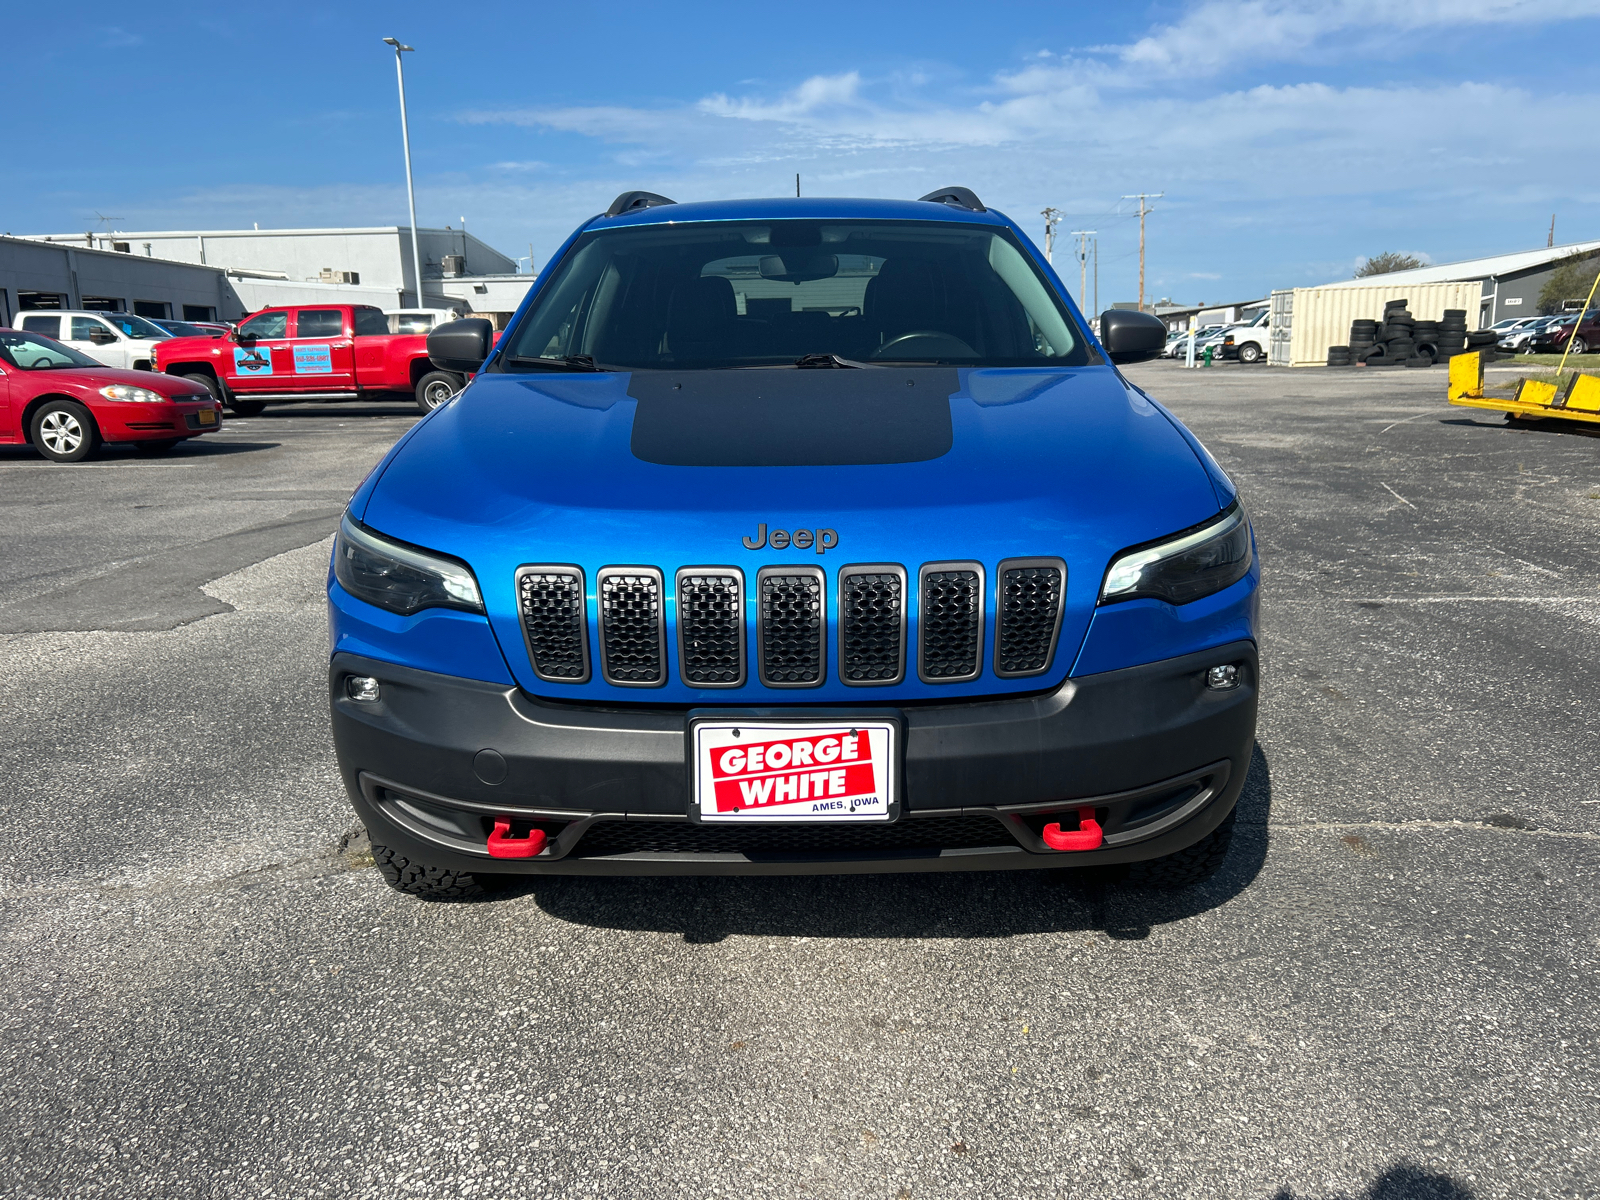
[1499,312,1598,355]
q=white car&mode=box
[382,308,464,335]
[14,310,171,371]
[1165,323,1227,358]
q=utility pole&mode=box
[1092,236,1099,318]
[1548,214,1556,248]
[796,174,801,198]
[1120,192,1163,311]
[1070,230,1096,312]
[383,38,425,310]
[1041,207,1061,264]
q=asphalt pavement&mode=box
[0,373,1595,1200]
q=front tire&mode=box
[1126,808,1236,890]
[1237,342,1262,364]
[1571,336,1589,355]
[372,842,493,900]
[133,438,181,454]
[415,370,464,413]
[31,400,101,463]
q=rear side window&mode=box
[297,310,344,338]
[239,311,288,339]
[353,307,389,336]
[21,315,61,338]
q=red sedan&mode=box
[0,328,223,462]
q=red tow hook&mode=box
[486,819,547,859]
[1042,807,1103,852]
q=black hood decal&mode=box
[628,368,957,467]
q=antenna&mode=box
[92,211,124,231]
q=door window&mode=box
[296,309,344,338]
[20,315,61,339]
[71,316,113,341]
[239,311,289,339]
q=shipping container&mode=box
[1268,290,1294,366]
[1282,281,1481,367]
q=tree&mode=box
[1355,252,1425,277]
[1536,250,1600,315]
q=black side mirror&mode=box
[428,318,494,373]
[1099,309,1168,364]
[89,330,118,345]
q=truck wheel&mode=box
[1126,809,1235,890]
[372,842,493,900]
[415,371,464,413]
[1237,342,1262,364]
[229,399,266,417]
[31,400,102,463]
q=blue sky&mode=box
[6,0,1598,306]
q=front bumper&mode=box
[100,401,221,441]
[331,640,1257,876]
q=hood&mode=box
[360,364,1222,702]
[43,366,211,398]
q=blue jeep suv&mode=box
[328,187,1259,898]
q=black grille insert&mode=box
[516,566,589,683]
[597,568,665,686]
[994,558,1065,677]
[676,569,744,687]
[758,567,825,687]
[839,565,906,685]
[918,563,983,682]
[572,814,1015,856]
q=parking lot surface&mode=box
[1,373,1596,1199]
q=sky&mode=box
[5,0,1598,307]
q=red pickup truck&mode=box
[155,304,465,416]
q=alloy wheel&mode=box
[39,411,84,455]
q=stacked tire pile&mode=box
[1327,304,1492,368]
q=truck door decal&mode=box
[293,344,333,374]
[234,347,273,376]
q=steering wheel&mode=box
[870,330,977,360]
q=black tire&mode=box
[1571,336,1589,355]
[415,370,465,413]
[1237,342,1264,364]
[180,370,229,408]
[1128,809,1236,890]
[133,438,181,454]
[30,399,101,462]
[229,399,267,417]
[373,842,493,900]
[1405,356,1431,368]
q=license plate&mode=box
[692,719,897,823]
[198,409,217,425]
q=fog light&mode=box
[346,675,381,702]
[1205,664,1239,690]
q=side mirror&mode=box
[428,318,494,372]
[89,330,118,345]
[1098,309,1168,364]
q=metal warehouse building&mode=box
[0,236,229,325]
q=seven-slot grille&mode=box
[838,565,906,685]
[993,558,1066,678]
[516,566,589,683]
[918,562,983,682]
[676,569,744,687]
[757,567,826,687]
[597,567,665,686]
[519,558,1067,688]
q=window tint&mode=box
[20,315,61,338]
[296,309,344,338]
[239,311,288,339]
[0,330,102,369]
[501,219,1092,370]
[71,316,111,340]
[353,307,390,336]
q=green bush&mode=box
[1537,251,1600,315]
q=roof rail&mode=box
[604,191,677,218]
[917,186,986,213]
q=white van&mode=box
[382,308,463,335]
[15,310,171,371]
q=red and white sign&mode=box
[692,721,896,822]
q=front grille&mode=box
[676,569,744,687]
[597,568,664,686]
[994,558,1065,677]
[516,566,589,683]
[571,814,1015,856]
[758,567,825,687]
[918,563,983,682]
[839,565,906,685]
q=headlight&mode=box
[333,514,483,615]
[1100,505,1253,606]
[97,384,166,403]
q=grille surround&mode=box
[514,565,590,684]
[596,566,666,687]
[993,557,1067,679]
[917,561,985,684]
[674,567,745,689]
[837,563,907,687]
[756,565,826,688]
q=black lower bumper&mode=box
[330,640,1257,876]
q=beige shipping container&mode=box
[1286,281,1482,367]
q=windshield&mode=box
[0,330,104,370]
[98,313,171,339]
[157,321,209,337]
[499,219,1092,370]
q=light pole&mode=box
[383,38,426,310]
[1041,207,1061,264]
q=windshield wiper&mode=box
[503,354,611,373]
[794,353,874,369]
